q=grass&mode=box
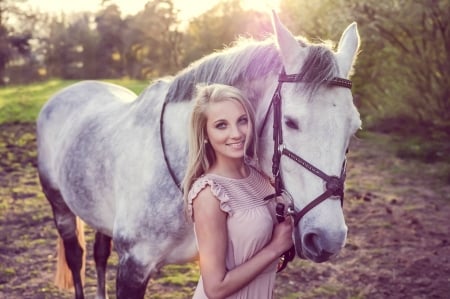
[0,79,149,125]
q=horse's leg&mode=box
[39,174,86,299]
[115,241,154,299]
[94,231,112,299]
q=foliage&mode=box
[181,0,272,66]
[279,0,354,39]
[3,0,181,82]
[0,0,34,85]
[350,0,449,128]
[0,0,448,140]
[121,0,182,78]
[95,4,125,78]
[44,12,100,79]
[279,0,449,137]
[395,138,448,164]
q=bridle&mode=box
[258,69,351,267]
[161,69,352,217]
[260,69,352,266]
[159,67,352,267]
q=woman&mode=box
[182,84,293,299]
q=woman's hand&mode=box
[268,216,294,255]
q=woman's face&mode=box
[205,99,250,163]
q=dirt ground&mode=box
[0,123,449,299]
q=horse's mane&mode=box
[165,36,339,102]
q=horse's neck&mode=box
[242,76,279,179]
[135,79,172,112]
[163,101,192,146]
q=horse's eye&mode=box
[285,118,299,130]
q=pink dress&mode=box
[187,166,278,299]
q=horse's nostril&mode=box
[303,232,321,255]
[302,231,337,261]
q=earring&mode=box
[204,139,208,144]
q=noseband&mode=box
[259,69,351,226]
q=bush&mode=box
[395,139,447,163]
[365,114,428,137]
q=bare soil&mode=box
[0,123,449,299]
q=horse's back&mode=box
[37,81,137,195]
[38,80,136,129]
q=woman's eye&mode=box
[215,122,227,129]
[238,116,248,125]
[285,118,299,130]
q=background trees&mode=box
[279,0,448,134]
[1,0,448,137]
[350,0,449,130]
[181,0,272,66]
[0,0,33,85]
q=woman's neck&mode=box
[208,158,249,179]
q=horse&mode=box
[36,12,360,299]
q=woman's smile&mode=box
[226,140,245,148]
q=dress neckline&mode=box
[206,166,253,181]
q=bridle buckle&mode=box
[326,176,343,196]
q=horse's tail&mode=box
[54,217,86,290]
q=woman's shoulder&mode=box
[187,175,232,220]
[189,175,223,195]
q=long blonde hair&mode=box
[182,84,258,214]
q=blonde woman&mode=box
[183,84,293,299]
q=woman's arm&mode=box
[193,187,293,299]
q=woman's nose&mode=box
[230,124,243,138]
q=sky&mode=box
[24,0,280,22]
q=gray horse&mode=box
[37,12,360,299]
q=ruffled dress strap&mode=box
[187,176,233,220]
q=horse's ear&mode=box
[336,22,360,78]
[271,11,305,73]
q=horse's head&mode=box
[259,13,361,263]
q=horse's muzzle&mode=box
[294,225,346,263]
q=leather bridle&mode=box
[259,69,351,268]
[160,67,352,268]
[259,69,351,225]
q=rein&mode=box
[160,100,182,190]
[259,69,351,269]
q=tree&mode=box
[43,12,99,79]
[0,0,33,84]
[95,4,125,78]
[279,0,353,40]
[352,0,449,128]
[121,0,181,79]
[279,0,449,132]
[182,0,272,67]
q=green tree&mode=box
[279,0,352,39]
[182,0,272,67]
[95,4,125,78]
[44,12,99,79]
[351,0,449,129]
[280,0,449,133]
[0,0,33,84]
[122,0,181,79]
